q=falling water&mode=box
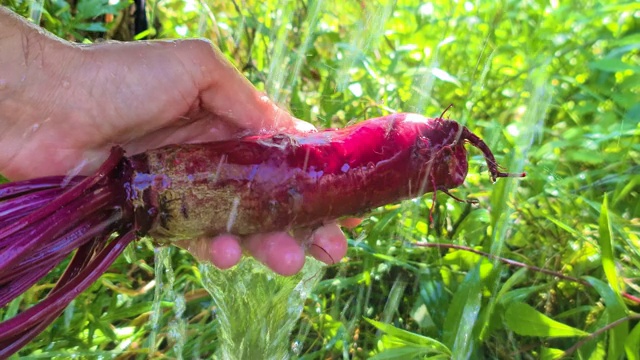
[172,2,400,358]
[147,1,536,358]
[199,257,325,359]
[28,0,44,24]
[149,246,188,358]
[335,2,394,92]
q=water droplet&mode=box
[62,159,89,187]
[291,340,302,355]
[226,197,240,232]
[61,80,70,88]
[301,148,311,172]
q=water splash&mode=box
[263,0,325,109]
[28,0,44,24]
[62,159,89,187]
[148,248,165,355]
[225,197,241,232]
[149,246,188,359]
[200,257,325,360]
[335,2,394,92]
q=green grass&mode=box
[2,0,639,358]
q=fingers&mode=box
[179,221,352,276]
[178,39,298,133]
[244,232,306,276]
[207,235,244,270]
[307,223,349,265]
[181,232,308,276]
[175,235,242,270]
[292,118,318,133]
[339,217,363,229]
[243,223,349,274]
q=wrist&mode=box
[0,7,80,179]
[0,7,74,100]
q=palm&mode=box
[4,39,289,180]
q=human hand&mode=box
[0,8,350,275]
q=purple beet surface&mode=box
[0,112,524,356]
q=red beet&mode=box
[0,113,524,356]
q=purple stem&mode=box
[0,314,60,358]
[0,188,113,278]
[0,230,136,355]
[0,176,83,200]
[0,189,65,240]
[0,147,123,240]
[57,228,105,284]
[0,262,59,308]
[0,188,64,217]
[1,211,120,286]
[15,219,114,351]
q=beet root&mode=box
[0,112,524,355]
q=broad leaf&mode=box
[365,318,451,355]
[504,302,590,338]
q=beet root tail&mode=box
[461,128,526,182]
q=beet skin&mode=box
[125,113,523,242]
[0,112,524,355]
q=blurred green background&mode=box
[1,0,639,358]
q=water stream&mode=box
[200,257,325,359]
[149,247,324,358]
[146,2,390,358]
[149,246,188,358]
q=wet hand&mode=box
[0,11,350,275]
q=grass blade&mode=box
[625,321,640,360]
[584,276,628,360]
[442,266,483,360]
[598,194,620,294]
